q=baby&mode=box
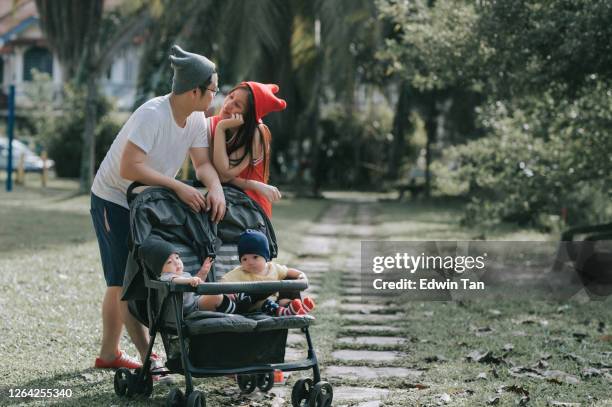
[140,235,251,314]
[220,230,316,316]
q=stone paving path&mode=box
[282,199,412,406]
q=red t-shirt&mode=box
[209,115,272,218]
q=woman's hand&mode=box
[253,181,282,203]
[218,113,244,130]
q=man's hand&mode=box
[189,276,203,287]
[206,185,226,223]
[176,183,207,213]
[253,182,282,203]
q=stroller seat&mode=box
[184,310,315,335]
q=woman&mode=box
[208,82,286,218]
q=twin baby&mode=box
[141,230,315,316]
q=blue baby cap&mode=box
[238,229,270,261]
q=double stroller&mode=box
[114,182,333,407]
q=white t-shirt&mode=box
[91,94,208,208]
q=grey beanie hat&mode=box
[169,45,216,95]
[139,235,177,277]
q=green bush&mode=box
[441,79,612,228]
[45,86,120,178]
[316,103,393,189]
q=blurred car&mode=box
[0,137,54,172]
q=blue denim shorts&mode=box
[90,193,130,287]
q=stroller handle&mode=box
[126,180,205,205]
[147,279,309,295]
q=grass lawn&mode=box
[0,177,609,406]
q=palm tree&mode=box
[133,0,384,193]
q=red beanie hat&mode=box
[241,81,287,122]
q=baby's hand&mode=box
[196,257,213,280]
[190,277,203,287]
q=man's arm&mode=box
[190,146,226,223]
[120,141,207,212]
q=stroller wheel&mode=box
[113,368,130,397]
[166,388,185,407]
[187,389,206,407]
[291,378,313,407]
[132,367,153,398]
[257,372,275,392]
[308,381,333,407]
[237,374,257,394]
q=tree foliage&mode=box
[379,0,612,226]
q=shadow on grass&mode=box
[0,367,168,406]
[0,205,95,253]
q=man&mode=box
[90,45,225,373]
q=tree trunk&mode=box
[423,101,437,198]
[79,75,98,193]
[388,80,411,180]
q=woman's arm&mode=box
[230,178,282,202]
[213,115,251,182]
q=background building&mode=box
[0,0,140,111]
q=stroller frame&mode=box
[114,182,332,407]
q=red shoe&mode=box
[302,297,316,313]
[95,350,142,369]
[289,299,306,315]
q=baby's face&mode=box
[240,254,267,274]
[162,253,184,275]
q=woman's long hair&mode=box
[225,85,270,182]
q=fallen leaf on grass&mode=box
[471,325,495,334]
[598,334,612,342]
[513,317,549,327]
[510,367,580,385]
[437,392,451,404]
[499,384,529,397]
[466,350,504,364]
[424,355,448,363]
[509,366,548,380]
[556,305,571,313]
[487,396,500,405]
[572,332,588,341]
[403,382,429,390]
[533,359,549,369]
[561,353,587,364]
[581,367,601,378]
[542,370,581,385]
